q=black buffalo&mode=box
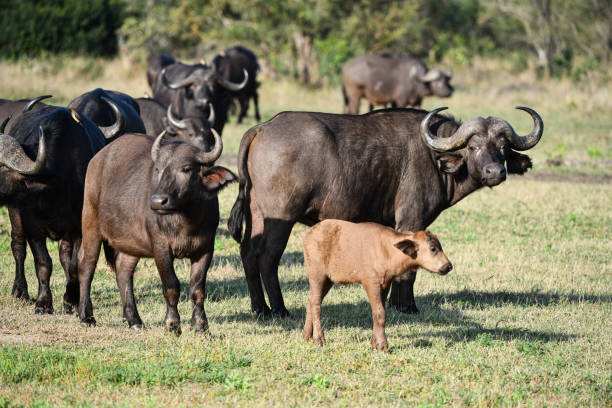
[212,46,261,123]
[342,54,453,114]
[69,88,146,140]
[135,97,217,150]
[0,103,106,313]
[228,106,543,316]
[148,55,248,135]
[77,131,235,332]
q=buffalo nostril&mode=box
[441,263,453,274]
[150,195,169,209]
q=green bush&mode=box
[0,0,123,59]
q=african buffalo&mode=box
[135,97,217,150]
[148,56,248,135]
[0,103,106,313]
[342,54,453,114]
[212,46,261,123]
[69,88,145,140]
[77,130,236,332]
[228,106,543,316]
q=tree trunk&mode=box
[293,32,316,84]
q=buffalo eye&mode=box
[181,166,192,173]
[469,145,477,152]
[430,246,437,253]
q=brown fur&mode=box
[302,220,452,351]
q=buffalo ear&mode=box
[506,150,532,175]
[394,239,418,259]
[201,166,237,191]
[436,154,465,174]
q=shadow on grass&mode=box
[212,251,305,269]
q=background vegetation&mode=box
[2,1,611,85]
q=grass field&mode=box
[0,57,610,407]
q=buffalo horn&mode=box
[207,103,215,128]
[99,96,126,140]
[22,95,52,113]
[161,67,195,89]
[490,107,544,151]
[0,116,11,133]
[151,130,166,162]
[420,69,442,82]
[421,107,485,152]
[0,126,46,175]
[166,106,187,130]
[216,69,248,91]
[197,128,222,164]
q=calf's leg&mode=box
[364,283,388,351]
[310,278,333,345]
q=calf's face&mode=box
[395,231,453,275]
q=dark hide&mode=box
[0,107,106,313]
[228,108,541,317]
[211,46,261,123]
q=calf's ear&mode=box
[436,154,465,174]
[506,150,532,175]
[394,239,418,259]
[201,166,237,191]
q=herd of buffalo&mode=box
[0,46,544,345]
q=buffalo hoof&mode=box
[313,336,325,346]
[62,302,75,315]
[252,304,272,317]
[130,324,143,331]
[271,307,291,319]
[389,301,419,314]
[80,317,96,327]
[34,303,53,315]
[191,317,209,333]
[166,321,182,336]
[11,285,30,302]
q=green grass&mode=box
[0,58,610,407]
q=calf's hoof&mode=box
[370,337,389,352]
[80,317,96,327]
[302,330,313,341]
[313,336,326,346]
[252,304,272,317]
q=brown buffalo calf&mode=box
[302,220,452,351]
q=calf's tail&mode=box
[228,126,261,243]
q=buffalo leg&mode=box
[364,284,388,351]
[8,208,29,301]
[114,253,142,329]
[77,204,103,326]
[241,192,271,315]
[189,248,213,333]
[237,94,248,124]
[58,238,80,313]
[258,218,294,317]
[388,270,418,314]
[153,249,181,334]
[369,103,375,112]
[27,236,53,314]
[252,91,261,121]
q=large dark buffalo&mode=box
[69,88,145,140]
[135,97,217,150]
[228,106,543,316]
[0,103,106,313]
[212,46,261,123]
[342,54,453,114]
[77,131,236,332]
[148,55,248,135]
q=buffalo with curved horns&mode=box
[136,97,218,151]
[0,100,106,313]
[342,54,453,113]
[77,129,235,332]
[228,106,543,317]
[148,55,248,135]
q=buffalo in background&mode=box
[342,54,453,114]
[147,54,248,135]
[212,46,261,123]
[228,106,543,317]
